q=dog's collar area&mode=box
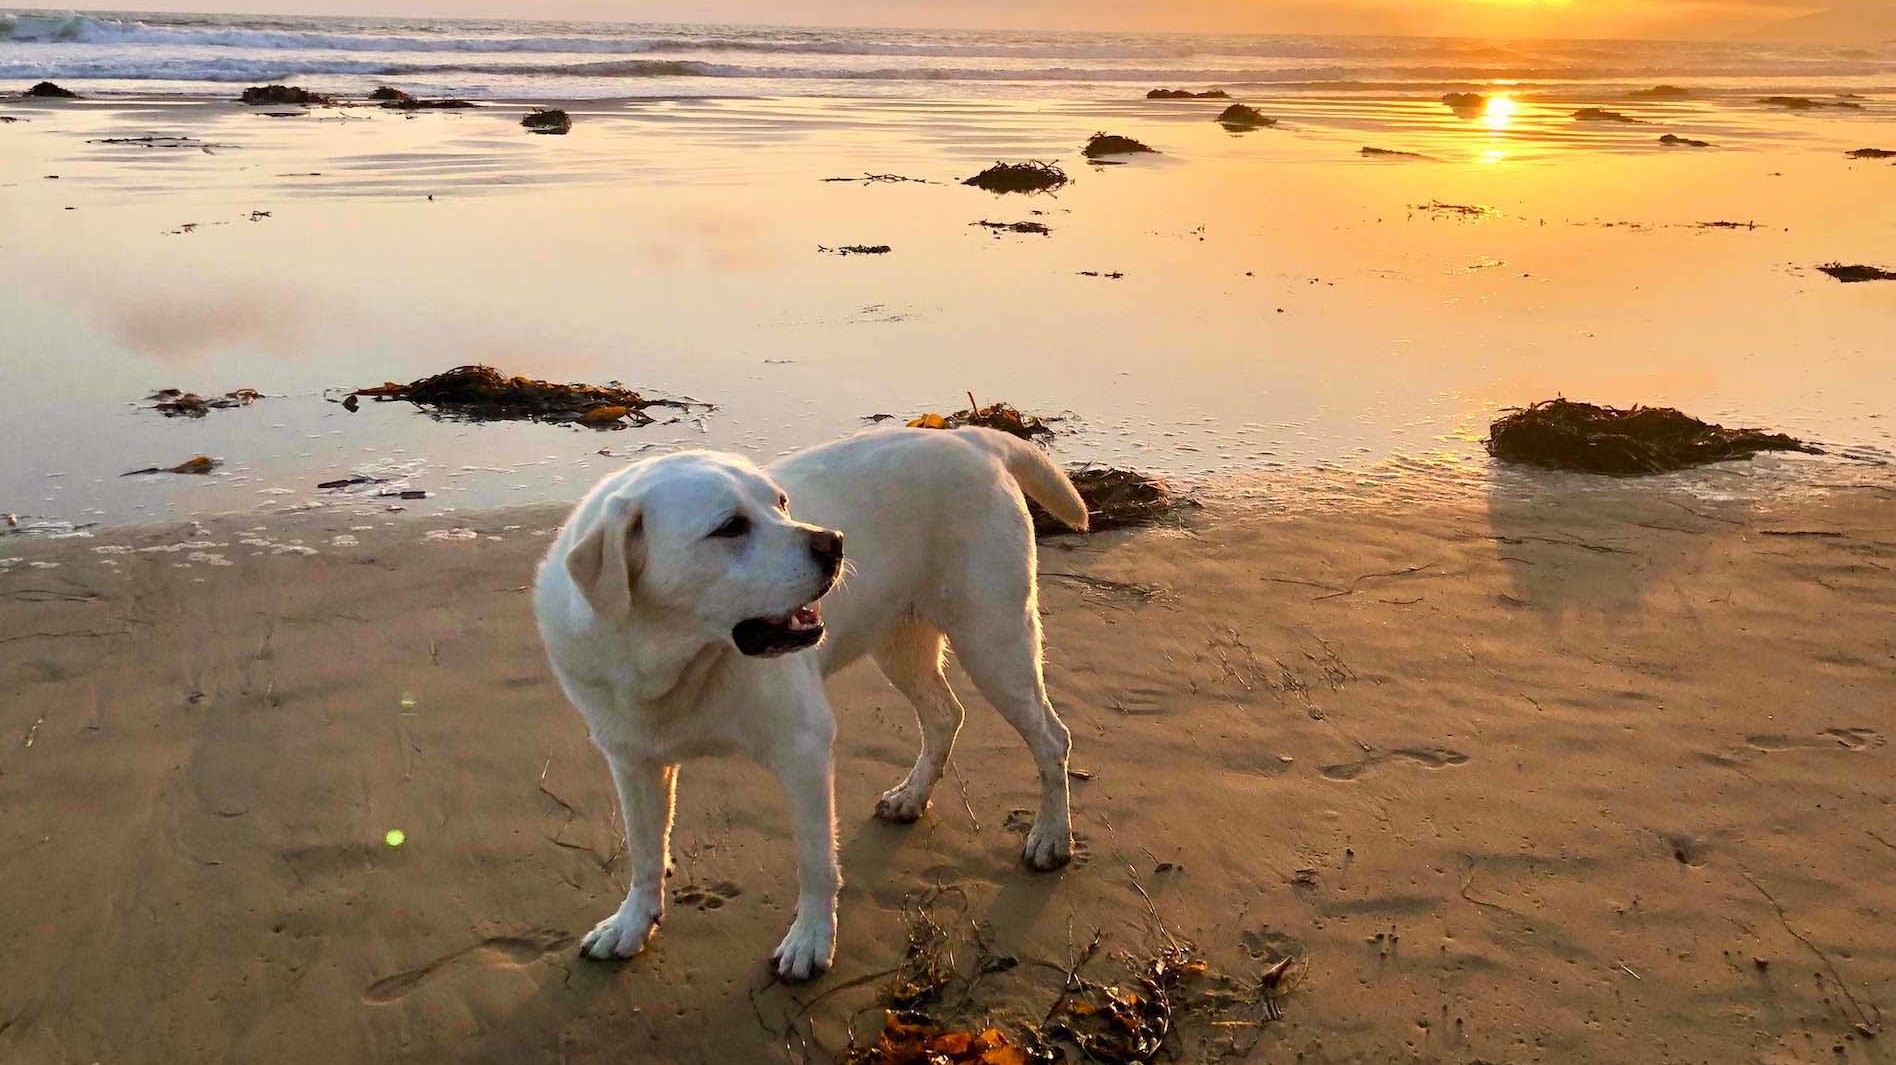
[731,604,825,657]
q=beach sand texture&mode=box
[1,484,1890,1063]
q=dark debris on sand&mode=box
[1362,146,1426,159]
[1660,133,1713,148]
[908,396,1056,442]
[124,455,220,477]
[1146,88,1229,99]
[1817,262,1896,283]
[820,244,892,255]
[964,161,1069,194]
[383,95,475,110]
[347,365,705,428]
[1846,147,1895,159]
[26,81,79,99]
[972,220,1051,235]
[1573,108,1642,123]
[1052,467,1196,537]
[822,173,932,184]
[1414,200,1492,218]
[836,887,1296,1065]
[521,108,572,134]
[1631,85,1691,99]
[367,86,409,102]
[1083,133,1157,158]
[1215,103,1275,130]
[147,388,263,418]
[241,85,330,106]
[1486,398,1819,475]
[1759,96,1862,110]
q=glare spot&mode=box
[1482,94,1518,131]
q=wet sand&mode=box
[2,90,1894,528]
[2,477,1891,1063]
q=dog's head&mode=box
[563,452,843,658]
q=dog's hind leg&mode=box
[872,620,966,823]
[945,603,1074,871]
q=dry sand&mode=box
[1,478,1891,1063]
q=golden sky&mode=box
[72,1,1882,40]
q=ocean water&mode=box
[4,9,1896,101]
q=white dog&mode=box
[534,427,1087,979]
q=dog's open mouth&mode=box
[732,603,825,657]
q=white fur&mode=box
[534,427,1087,979]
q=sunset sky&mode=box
[61,1,1887,39]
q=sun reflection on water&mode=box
[1482,94,1518,131]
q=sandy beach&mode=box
[4,13,1896,1063]
[1,476,1891,1063]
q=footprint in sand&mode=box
[1319,747,1469,781]
[362,929,572,1004]
[1745,728,1883,753]
[671,880,743,911]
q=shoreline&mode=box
[2,473,1890,1062]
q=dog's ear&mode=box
[566,497,643,621]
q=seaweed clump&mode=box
[26,81,79,99]
[838,887,1297,1065]
[1215,103,1274,130]
[147,388,263,418]
[1817,262,1896,283]
[367,86,410,102]
[1083,133,1157,158]
[383,95,475,110]
[1485,398,1819,475]
[1846,147,1895,159]
[1573,108,1641,123]
[1051,467,1193,537]
[1631,85,1691,99]
[348,365,701,428]
[907,397,1055,442]
[972,219,1051,235]
[1759,96,1861,110]
[1146,88,1228,99]
[963,161,1068,194]
[1442,92,1486,113]
[521,108,571,134]
[241,85,330,106]
[1659,133,1712,148]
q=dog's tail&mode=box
[957,427,1089,532]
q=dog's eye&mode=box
[709,514,750,539]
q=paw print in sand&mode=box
[671,880,743,911]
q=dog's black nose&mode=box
[809,528,844,568]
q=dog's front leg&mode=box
[579,752,676,960]
[765,705,841,980]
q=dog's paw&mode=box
[770,915,836,981]
[578,901,660,960]
[1022,819,1073,872]
[874,781,930,823]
